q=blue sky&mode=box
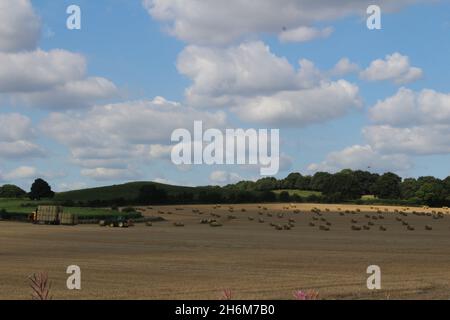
[1,0,450,191]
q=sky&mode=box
[1,0,450,191]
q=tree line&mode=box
[2,170,450,207]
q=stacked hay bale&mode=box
[37,205,63,224]
[60,213,78,226]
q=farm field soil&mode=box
[1,203,450,300]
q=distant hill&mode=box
[54,181,198,202]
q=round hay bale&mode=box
[210,221,222,227]
[425,225,433,231]
[145,221,153,227]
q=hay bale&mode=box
[363,225,370,230]
[173,222,185,227]
[210,221,222,227]
[258,218,265,223]
[145,221,153,227]
[407,225,415,231]
[248,217,255,221]
[319,225,330,231]
[379,226,387,231]
[309,222,316,227]
[99,220,107,227]
[425,225,433,231]
[351,225,361,231]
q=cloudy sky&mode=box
[1,0,450,191]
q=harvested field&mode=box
[1,203,450,300]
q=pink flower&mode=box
[293,290,319,300]
[221,289,232,300]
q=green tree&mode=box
[353,170,379,195]
[278,191,291,202]
[310,172,332,191]
[0,184,27,198]
[415,178,446,206]
[29,179,54,200]
[400,178,420,199]
[137,185,168,204]
[322,171,362,200]
[372,173,402,199]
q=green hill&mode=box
[54,181,197,202]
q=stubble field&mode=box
[1,203,450,300]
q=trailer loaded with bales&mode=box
[30,205,78,226]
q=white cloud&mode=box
[0,113,44,159]
[0,1,118,110]
[178,41,361,126]
[307,144,412,174]
[2,166,37,180]
[279,26,333,43]
[370,87,450,126]
[364,88,450,155]
[0,141,44,159]
[0,113,35,141]
[178,42,299,107]
[209,170,242,185]
[13,77,118,109]
[81,167,140,181]
[329,58,360,77]
[234,80,362,126]
[364,125,450,155]
[144,0,424,45]
[0,49,86,93]
[148,144,173,159]
[0,0,41,52]
[57,182,88,192]
[360,53,423,85]
[41,97,227,180]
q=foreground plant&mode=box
[293,290,319,300]
[221,289,233,300]
[28,272,52,300]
